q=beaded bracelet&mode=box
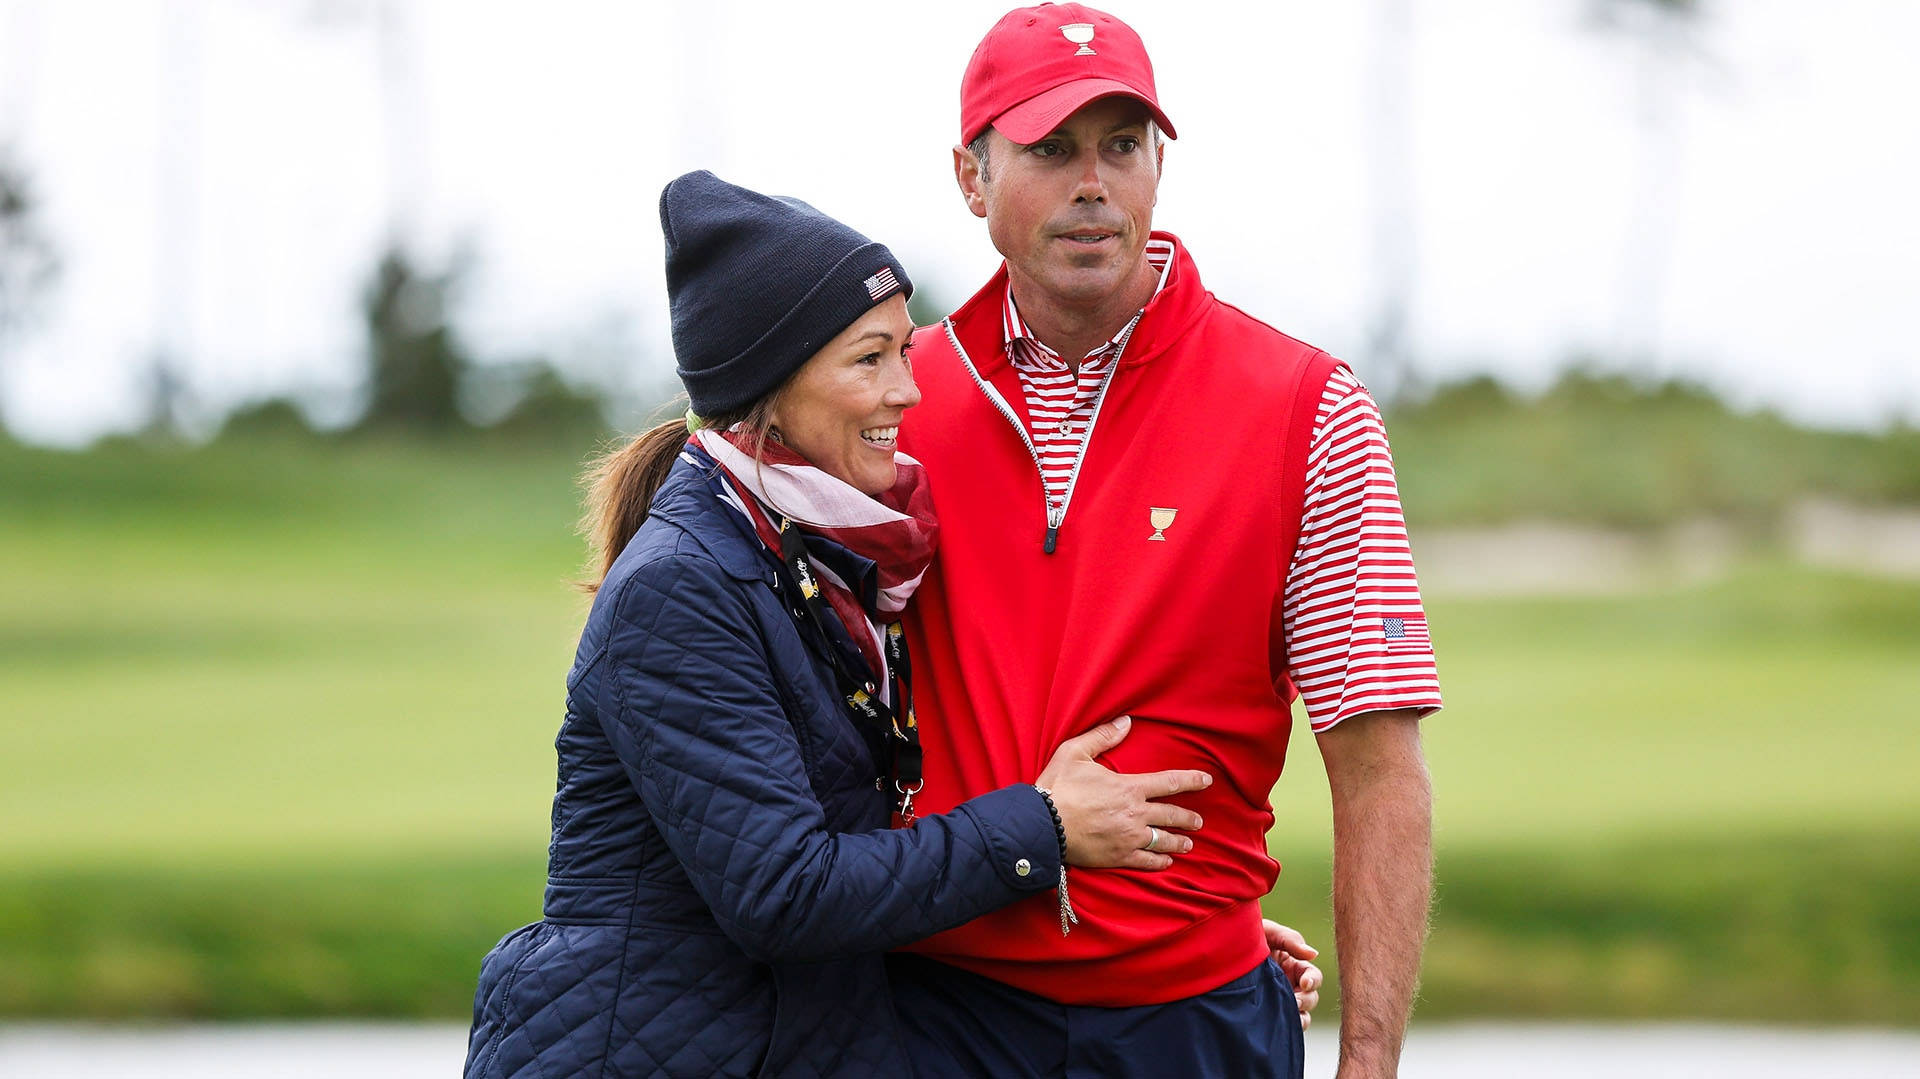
[1032,785,1079,936]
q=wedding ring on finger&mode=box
[1144,826,1161,852]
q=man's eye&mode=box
[1031,143,1063,157]
[1113,137,1140,153]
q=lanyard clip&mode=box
[894,778,925,827]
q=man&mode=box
[892,5,1441,1077]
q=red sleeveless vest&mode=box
[898,234,1340,1004]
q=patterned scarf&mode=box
[692,428,938,678]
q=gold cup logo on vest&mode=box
[1060,23,1096,55]
[1148,506,1177,541]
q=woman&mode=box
[463,171,1316,1079]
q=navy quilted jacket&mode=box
[464,454,1063,1078]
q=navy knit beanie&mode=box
[660,170,913,417]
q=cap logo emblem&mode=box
[864,267,901,302]
[1060,23,1096,55]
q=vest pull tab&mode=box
[1043,525,1059,555]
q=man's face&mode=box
[957,96,1163,310]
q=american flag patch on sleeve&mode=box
[1381,614,1431,654]
[864,267,901,301]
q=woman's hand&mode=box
[1035,715,1210,870]
[1264,919,1324,1028]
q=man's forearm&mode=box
[1320,710,1433,1079]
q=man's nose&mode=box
[1070,155,1108,204]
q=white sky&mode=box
[1,0,1916,445]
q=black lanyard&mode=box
[772,517,924,825]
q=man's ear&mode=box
[953,144,989,220]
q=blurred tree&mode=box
[0,148,61,411]
[218,397,320,442]
[358,245,471,433]
[488,363,610,441]
[1392,373,1518,422]
[143,2,204,444]
[1363,0,1418,406]
[460,354,610,439]
[134,356,193,442]
[1586,0,1714,369]
[1590,0,1704,24]
[906,286,952,331]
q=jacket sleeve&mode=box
[598,550,1061,965]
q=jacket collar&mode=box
[646,452,775,582]
[943,231,1210,375]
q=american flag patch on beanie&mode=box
[864,267,901,301]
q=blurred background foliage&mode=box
[2,0,1917,1036]
[2,357,1916,1023]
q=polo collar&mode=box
[1002,238,1177,364]
[948,231,1210,376]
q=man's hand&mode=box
[1263,919,1323,1028]
[1317,709,1432,1079]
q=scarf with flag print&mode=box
[692,427,938,681]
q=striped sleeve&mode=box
[1281,367,1443,732]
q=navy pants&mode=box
[888,953,1305,1079]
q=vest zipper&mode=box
[942,316,1138,554]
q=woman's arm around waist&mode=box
[597,550,1059,965]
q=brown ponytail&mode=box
[578,394,782,593]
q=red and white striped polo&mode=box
[1281,368,1442,730]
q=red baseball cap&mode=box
[959,3,1177,146]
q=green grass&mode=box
[0,435,584,863]
[4,835,1912,1024]
[1270,567,1920,852]
[1257,566,1920,1027]
[1385,371,1920,527]
[2,435,1917,1021]
[1261,832,1920,1026]
[0,855,542,1019]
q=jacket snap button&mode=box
[1014,858,1032,877]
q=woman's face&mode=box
[768,294,921,496]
